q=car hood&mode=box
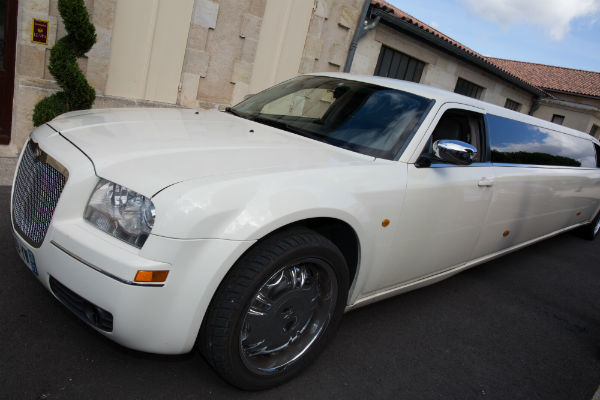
[48,108,373,196]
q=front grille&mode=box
[12,141,67,247]
[50,276,114,332]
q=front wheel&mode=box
[200,228,349,390]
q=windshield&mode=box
[230,76,433,159]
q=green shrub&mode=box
[33,0,96,126]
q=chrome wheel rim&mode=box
[239,260,337,374]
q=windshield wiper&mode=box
[224,107,250,119]
[251,115,290,129]
[224,110,315,138]
[253,115,325,141]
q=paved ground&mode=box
[1,184,599,400]
[0,157,17,186]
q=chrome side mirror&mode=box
[433,140,477,165]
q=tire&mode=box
[200,227,349,390]
[578,209,600,241]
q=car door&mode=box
[472,114,600,259]
[363,103,494,294]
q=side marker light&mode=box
[135,270,169,283]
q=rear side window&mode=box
[487,114,597,168]
[596,144,600,168]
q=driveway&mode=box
[1,185,599,400]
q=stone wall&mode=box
[535,100,600,134]
[180,0,267,109]
[352,24,535,113]
[299,0,363,74]
[5,0,597,160]
[6,0,271,156]
[541,92,600,135]
[552,92,600,109]
[6,0,118,156]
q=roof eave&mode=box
[369,7,547,98]
[543,88,600,100]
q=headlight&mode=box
[84,178,156,248]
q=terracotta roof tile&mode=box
[370,0,600,98]
[487,57,600,97]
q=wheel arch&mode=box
[260,217,361,288]
[199,217,362,339]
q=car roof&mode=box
[309,72,600,145]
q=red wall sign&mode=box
[32,18,49,45]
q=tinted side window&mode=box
[596,144,600,168]
[487,114,597,168]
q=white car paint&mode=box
[49,107,375,197]
[11,73,600,355]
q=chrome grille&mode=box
[12,141,67,247]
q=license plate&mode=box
[14,235,38,276]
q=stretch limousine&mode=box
[11,73,600,389]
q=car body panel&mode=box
[11,73,600,355]
[473,165,600,258]
[50,108,374,197]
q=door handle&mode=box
[477,177,494,187]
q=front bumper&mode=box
[11,125,254,354]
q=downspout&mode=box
[343,0,381,73]
[528,97,541,116]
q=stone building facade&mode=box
[351,24,536,112]
[2,0,367,161]
[490,57,600,138]
[535,95,600,137]
[5,0,119,157]
[1,0,598,172]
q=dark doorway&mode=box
[0,0,17,145]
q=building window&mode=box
[374,46,425,83]
[504,98,521,112]
[590,124,598,138]
[551,114,565,125]
[454,78,484,99]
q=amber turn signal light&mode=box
[135,270,169,283]
[382,219,390,227]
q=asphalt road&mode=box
[1,184,600,400]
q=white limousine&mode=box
[11,73,600,389]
